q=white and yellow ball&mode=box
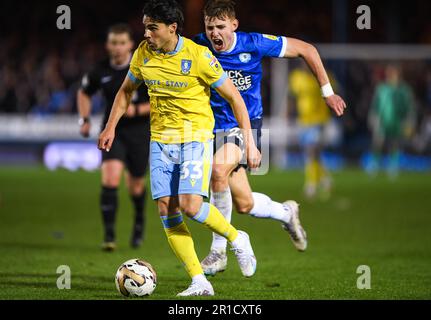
[115,259,157,297]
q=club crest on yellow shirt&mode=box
[181,59,192,75]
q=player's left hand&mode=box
[325,94,347,116]
[98,128,115,152]
[246,143,262,169]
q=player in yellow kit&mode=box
[289,63,336,199]
[98,0,261,296]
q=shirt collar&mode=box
[156,35,184,55]
[224,32,237,53]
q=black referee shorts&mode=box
[101,119,150,178]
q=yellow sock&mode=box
[161,213,203,278]
[305,159,320,187]
[316,161,328,183]
[190,203,238,243]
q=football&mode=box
[115,259,157,297]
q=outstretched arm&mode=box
[98,76,141,151]
[284,37,347,116]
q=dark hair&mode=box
[143,0,184,34]
[204,0,236,20]
[107,23,133,39]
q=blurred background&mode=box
[1,0,430,172]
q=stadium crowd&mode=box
[1,0,431,154]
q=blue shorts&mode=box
[299,125,323,147]
[150,140,213,200]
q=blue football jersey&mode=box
[194,32,287,130]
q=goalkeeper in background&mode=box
[367,64,416,178]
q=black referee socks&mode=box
[100,186,118,242]
[131,190,147,243]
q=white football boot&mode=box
[230,231,257,277]
[177,280,214,297]
[282,201,308,252]
[201,249,228,276]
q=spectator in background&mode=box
[0,66,18,113]
[367,64,416,178]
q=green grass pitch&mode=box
[0,166,430,299]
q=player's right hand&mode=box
[79,122,91,138]
[98,128,115,152]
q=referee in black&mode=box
[77,24,150,251]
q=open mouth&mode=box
[212,38,224,51]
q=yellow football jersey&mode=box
[128,36,227,143]
[289,69,332,126]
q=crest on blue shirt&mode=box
[181,59,192,75]
[239,53,251,63]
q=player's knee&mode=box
[102,173,121,188]
[102,179,120,188]
[157,199,170,216]
[128,179,144,195]
[179,203,201,218]
[235,198,254,214]
[211,166,229,189]
[306,145,319,159]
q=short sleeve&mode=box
[198,48,228,89]
[80,69,100,96]
[127,45,145,85]
[250,33,287,58]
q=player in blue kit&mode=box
[194,0,347,275]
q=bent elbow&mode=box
[305,43,319,58]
